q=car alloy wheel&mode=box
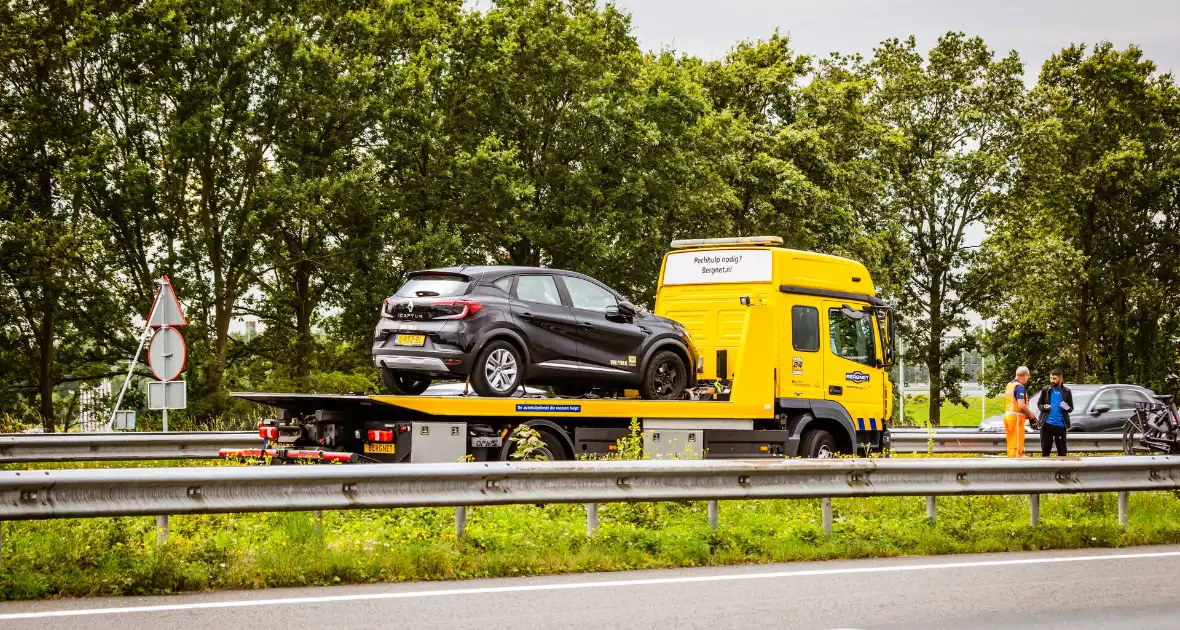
[641,350,687,400]
[653,360,679,397]
[484,348,519,393]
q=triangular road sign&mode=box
[149,275,188,328]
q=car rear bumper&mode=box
[372,345,469,374]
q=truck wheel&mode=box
[380,368,431,395]
[471,341,523,397]
[504,428,569,461]
[640,351,687,400]
[800,429,837,458]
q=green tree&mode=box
[0,1,129,430]
[979,43,1180,389]
[699,35,904,298]
[869,33,1025,424]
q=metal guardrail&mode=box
[890,431,1123,454]
[0,432,257,464]
[2,457,1176,539]
[0,429,1126,464]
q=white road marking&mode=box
[3,549,1179,620]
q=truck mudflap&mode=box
[219,448,359,464]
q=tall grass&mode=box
[3,491,1180,601]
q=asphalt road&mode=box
[3,546,1180,629]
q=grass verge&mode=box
[901,396,1003,427]
[3,491,1180,601]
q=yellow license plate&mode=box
[364,443,396,454]
[395,334,426,346]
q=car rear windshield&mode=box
[395,274,471,298]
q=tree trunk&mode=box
[1114,291,1127,383]
[39,299,56,433]
[926,336,942,427]
[295,260,314,392]
[1077,205,1095,379]
[204,289,234,420]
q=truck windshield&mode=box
[396,274,471,298]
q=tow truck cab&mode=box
[232,237,895,463]
[656,237,896,456]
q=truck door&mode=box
[822,301,884,431]
[783,302,824,401]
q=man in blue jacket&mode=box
[1037,368,1074,457]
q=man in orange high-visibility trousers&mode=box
[1004,366,1038,457]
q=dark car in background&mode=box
[978,383,1156,433]
[372,266,698,399]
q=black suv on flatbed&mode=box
[373,266,698,399]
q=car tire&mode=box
[800,429,837,458]
[471,340,524,397]
[639,350,687,400]
[380,368,432,396]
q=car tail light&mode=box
[368,429,394,442]
[430,300,483,320]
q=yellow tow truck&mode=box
[230,236,897,462]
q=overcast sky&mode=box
[613,0,1180,78]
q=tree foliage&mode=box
[2,1,1179,428]
[979,43,1180,392]
[869,33,1024,424]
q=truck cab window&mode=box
[829,308,873,366]
[792,306,819,352]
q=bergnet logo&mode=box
[845,371,871,384]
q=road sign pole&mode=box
[161,334,168,433]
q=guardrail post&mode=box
[455,506,467,539]
[1118,491,1129,530]
[925,496,936,524]
[156,515,169,544]
[313,510,323,534]
[821,498,833,535]
[586,503,598,536]
[1030,495,1040,527]
[708,500,719,530]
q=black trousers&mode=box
[1041,423,1067,456]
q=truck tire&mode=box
[471,340,524,397]
[640,350,687,400]
[505,428,569,461]
[800,429,837,458]
[380,368,431,395]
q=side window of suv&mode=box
[1117,388,1152,409]
[564,276,618,312]
[492,275,514,295]
[514,275,562,306]
[1091,389,1118,412]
